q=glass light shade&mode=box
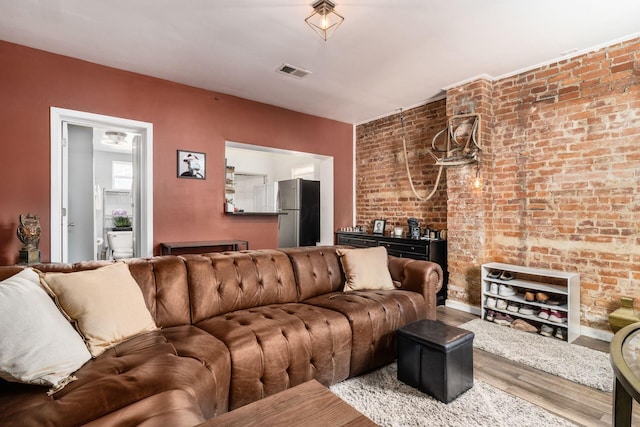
[305,0,344,41]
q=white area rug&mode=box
[460,319,613,392]
[330,363,575,427]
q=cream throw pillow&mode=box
[337,246,395,292]
[0,268,91,391]
[41,262,158,357]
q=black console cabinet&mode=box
[335,232,448,305]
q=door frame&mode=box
[50,107,153,262]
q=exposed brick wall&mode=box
[445,79,494,307]
[355,101,448,234]
[484,38,640,330]
[356,37,640,333]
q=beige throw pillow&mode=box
[0,268,91,392]
[337,246,395,292]
[41,262,158,357]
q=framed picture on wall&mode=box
[372,219,386,235]
[177,150,206,179]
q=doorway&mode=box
[50,108,153,263]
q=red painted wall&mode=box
[0,41,354,264]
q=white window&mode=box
[112,161,133,190]
[292,163,315,180]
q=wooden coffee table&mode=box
[201,380,376,426]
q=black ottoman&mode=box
[397,319,474,403]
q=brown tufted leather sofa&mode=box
[0,245,442,426]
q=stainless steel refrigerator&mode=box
[277,179,320,248]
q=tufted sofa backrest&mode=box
[279,246,346,301]
[11,247,340,328]
[186,250,299,324]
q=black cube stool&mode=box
[397,319,474,403]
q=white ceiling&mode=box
[1,0,639,124]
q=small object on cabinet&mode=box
[372,219,386,234]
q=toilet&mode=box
[106,231,134,260]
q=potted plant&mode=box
[112,216,132,231]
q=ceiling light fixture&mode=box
[102,131,130,147]
[305,0,344,41]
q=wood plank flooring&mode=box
[437,306,640,427]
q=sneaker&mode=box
[548,310,568,323]
[519,304,536,315]
[540,324,554,337]
[524,291,536,302]
[499,271,515,281]
[554,328,567,340]
[496,299,508,310]
[538,308,550,320]
[507,302,520,313]
[499,285,516,297]
[536,292,549,303]
[494,313,514,326]
[485,310,496,322]
[511,319,538,333]
[486,297,497,308]
[489,282,499,294]
[488,270,502,279]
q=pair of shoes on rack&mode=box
[498,284,516,297]
[507,302,520,313]
[539,309,567,323]
[540,324,567,340]
[488,270,501,279]
[548,310,567,323]
[518,304,536,315]
[494,312,513,326]
[526,292,553,303]
[488,270,515,281]
[510,319,537,333]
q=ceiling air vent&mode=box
[276,63,311,79]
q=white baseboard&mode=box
[444,300,614,343]
[580,325,613,343]
[444,300,482,316]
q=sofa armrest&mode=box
[388,257,443,320]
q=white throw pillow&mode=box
[40,262,158,357]
[0,268,91,392]
[337,246,395,292]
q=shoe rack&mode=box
[480,262,580,342]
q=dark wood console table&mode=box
[161,240,249,255]
[335,231,448,305]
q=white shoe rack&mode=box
[481,262,580,342]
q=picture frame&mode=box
[177,150,206,179]
[372,219,386,235]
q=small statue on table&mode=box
[17,213,41,264]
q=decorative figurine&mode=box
[17,213,41,264]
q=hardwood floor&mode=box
[437,306,640,427]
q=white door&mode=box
[66,124,95,263]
